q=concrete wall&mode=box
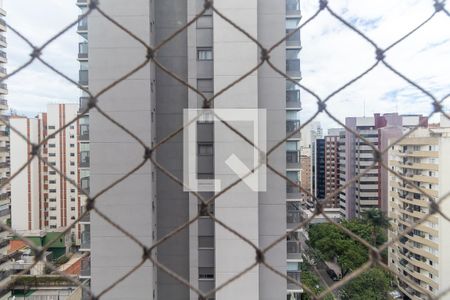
[89,1,155,298]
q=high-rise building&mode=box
[76,0,91,282]
[0,1,9,255]
[339,113,427,219]
[88,0,302,299]
[10,104,84,244]
[323,131,342,208]
[388,115,450,299]
[315,138,325,199]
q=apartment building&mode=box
[0,2,9,255]
[76,0,91,283]
[323,132,341,208]
[339,113,427,218]
[388,115,450,299]
[88,0,301,299]
[10,104,84,244]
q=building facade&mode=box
[76,0,91,283]
[339,113,427,219]
[10,104,84,244]
[0,1,9,256]
[88,0,302,299]
[323,133,341,208]
[388,116,450,299]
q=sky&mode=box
[3,0,450,130]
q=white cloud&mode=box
[299,0,450,130]
[4,0,81,115]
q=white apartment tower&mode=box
[89,0,301,299]
[388,115,450,299]
[10,104,84,244]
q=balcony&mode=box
[287,183,301,199]
[287,241,302,260]
[0,19,5,32]
[286,90,301,109]
[286,120,301,139]
[78,42,88,60]
[79,96,89,113]
[0,83,6,94]
[80,256,91,278]
[77,0,88,7]
[80,124,89,141]
[286,29,301,47]
[0,35,6,47]
[287,271,302,291]
[287,211,302,229]
[0,99,7,110]
[286,59,301,78]
[80,152,90,168]
[0,67,6,77]
[0,50,6,63]
[80,229,90,250]
[77,17,88,32]
[79,70,88,86]
[286,150,300,169]
[80,211,90,223]
[286,0,301,16]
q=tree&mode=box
[361,208,391,246]
[341,267,391,300]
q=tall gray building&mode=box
[88,0,302,299]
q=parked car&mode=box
[326,268,339,281]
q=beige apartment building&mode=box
[10,104,85,245]
[388,115,450,299]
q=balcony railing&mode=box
[286,0,301,16]
[78,42,88,59]
[287,183,301,199]
[286,120,301,138]
[286,29,301,47]
[79,70,89,86]
[0,35,5,43]
[80,155,90,168]
[287,271,302,290]
[81,231,90,249]
[0,83,7,90]
[0,67,6,74]
[77,0,88,5]
[286,150,300,168]
[0,19,5,27]
[0,50,6,59]
[287,241,302,260]
[80,256,91,277]
[77,17,88,31]
[286,90,301,108]
[286,59,301,77]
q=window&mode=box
[50,207,56,211]
[71,207,75,211]
[70,171,75,175]
[199,267,214,279]
[71,198,76,202]
[197,48,213,61]
[49,153,56,157]
[71,216,76,220]
[49,198,56,202]
[49,180,56,184]
[70,125,74,130]
[286,0,300,11]
[49,189,57,193]
[50,171,56,175]
[50,216,57,220]
[70,144,75,148]
[198,143,213,156]
[48,125,55,130]
[70,161,75,166]
[70,153,75,157]
[49,144,56,148]
[70,189,75,193]
[50,225,57,229]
